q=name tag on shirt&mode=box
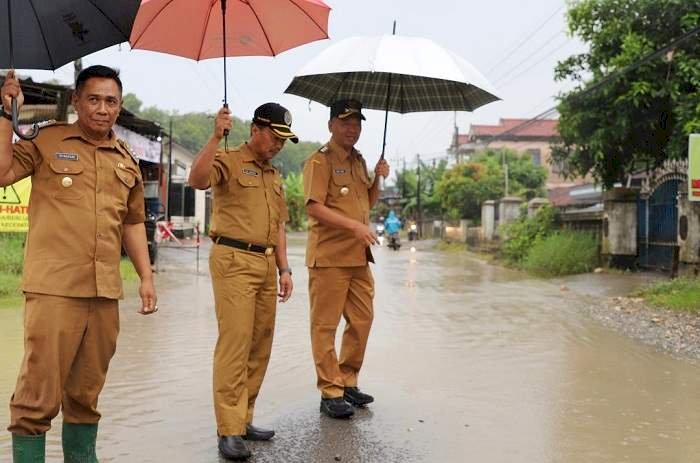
[334,169,347,175]
[55,152,79,161]
[242,168,259,176]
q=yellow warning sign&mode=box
[0,177,31,232]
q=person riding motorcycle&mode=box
[408,220,418,241]
[384,210,402,250]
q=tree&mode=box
[122,93,142,114]
[282,172,306,231]
[434,149,547,220]
[552,0,700,187]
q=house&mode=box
[451,118,587,190]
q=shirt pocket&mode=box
[113,164,139,208]
[49,160,84,200]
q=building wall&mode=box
[485,139,574,189]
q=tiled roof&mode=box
[464,118,559,141]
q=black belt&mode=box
[214,236,274,255]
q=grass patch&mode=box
[523,231,598,277]
[120,258,139,282]
[434,241,468,252]
[633,278,700,313]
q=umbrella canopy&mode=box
[0,0,141,70]
[129,0,331,60]
[285,34,500,113]
[0,0,141,140]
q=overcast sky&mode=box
[20,0,586,168]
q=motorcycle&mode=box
[408,223,418,241]
[375,223,385,246]
[387,232,401,251]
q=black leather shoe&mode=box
[218,435,251,461]
[344,387,374,407]
[243,424,275,441]
[320,397,354,419]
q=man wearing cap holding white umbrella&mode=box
[303,99,390,419]
[189,102,295,460]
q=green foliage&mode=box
[119,259,139,282]
[0,233,24,298]
[633,278,700,313]
[283,172,306,231]
[523,231,599,276]
[121,93,321,175]
[433,149,547,220]
[0,233,25,275]
[395,159,448,219]
[274,141,323,177]
[553,0,700,187]
[500,205,556,263]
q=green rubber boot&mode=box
[62,422,99,463]
[12,433,45,463]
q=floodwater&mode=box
[1,236,699,462]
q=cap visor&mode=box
[271,126,299,144]
[338,112,366,121]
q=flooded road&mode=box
[1,236,699,462]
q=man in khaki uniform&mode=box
[188,102,294,461]
[0,66,157,462]
[303,99,390,419]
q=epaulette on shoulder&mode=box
[36,119,65,129]
[318,144,329,154]
[117,138,139,165]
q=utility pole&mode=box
[73,58,82,83]
[401,158,406,198]
[502,150,509,197]
[166,117,173,221]
[416,153,422,239]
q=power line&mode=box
[484,24,700,145]
[496,37,573,89]
[485,3,566,77]
[492,29,565,85]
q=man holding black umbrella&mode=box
[0,66,157,462]
[303,99,390,419]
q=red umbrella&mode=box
[130,0,331,109]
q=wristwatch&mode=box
[278,267,292,276]
[0,106,12,121]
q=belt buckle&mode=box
[265,247,273,256]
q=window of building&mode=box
[526,148,541,166]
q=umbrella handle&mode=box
[12,98,39,141]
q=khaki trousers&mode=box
[308,266,374,398]
[209,244,277,436]
[8,294,119,435]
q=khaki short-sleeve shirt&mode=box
[303,140,373,267]
[10,121,145,299]
[208,143,289,246]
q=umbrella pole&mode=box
[378,20,397,190]
[6,1,38,141]
[221,0,229,151]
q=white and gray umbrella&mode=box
[285,34,500,114]
[285,33,499,187]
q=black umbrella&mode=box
[1,0,141,140]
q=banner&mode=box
[0,177,30,232]
[689,134,700,201]
[113,124,161,164]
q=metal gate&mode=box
[637,179,680,271]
